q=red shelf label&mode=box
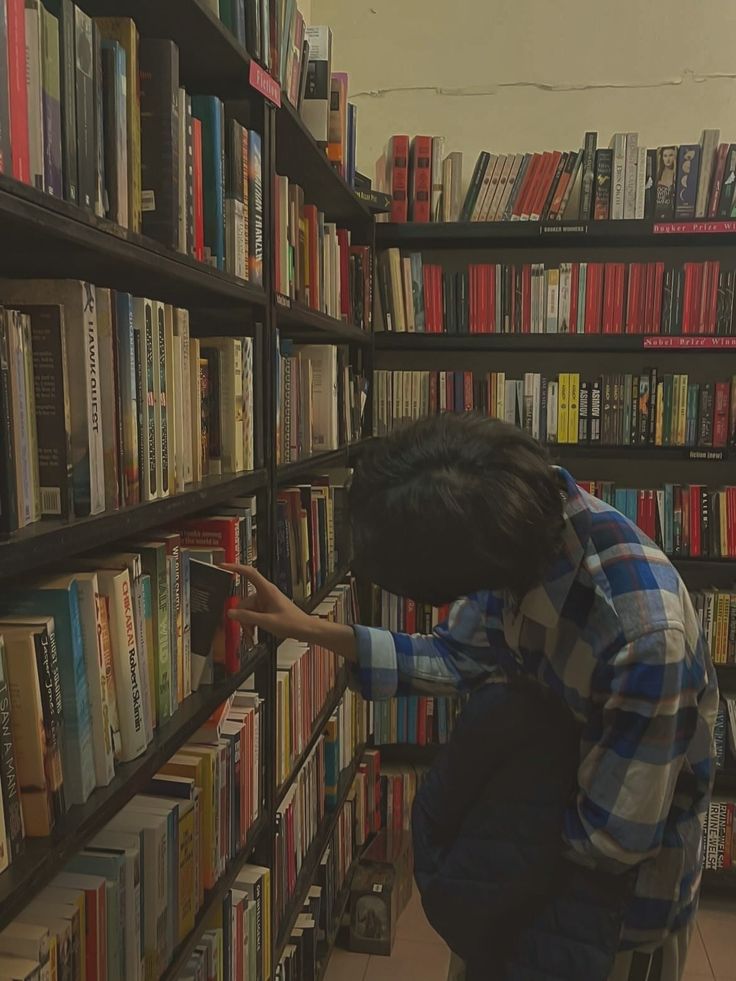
[653,220,736,234]
[643,336,736,349]
[249,61,281,106]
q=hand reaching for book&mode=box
[224,564,358,663]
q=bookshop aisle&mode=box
[324,894,736,981]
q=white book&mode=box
[504,382,516,425]
[0,280,104,516]
[96,288,119,511]
[623,132,639,219]
[25,0,44,191]
[545,268,560,333]
[470,153,496,221]
[609,133,626,219]
[577,263,587,333]
[0,923,51,971]
[6,312,33,527]
[547,381,558,443]
[243,336,254,471]
[94,568,148,763]
[635,146,647,219]
[18,314,41,523]
[174,310,192,486]
[67,572,116,786]
[696,129,720,218]
[558,262,572,333]
[189,337,202,484]
[495,372,505,419]
[151,301,170,499]
[133,297,157,501]
[387,248,405,332]
[163,305,177,494]
[532,374,541,440]
[430,136,445,221]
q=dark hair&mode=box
[349,415,566,605]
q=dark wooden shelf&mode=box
[78,0,255,100]
[276,675,349,811]
[375,743,442,765]
[276,301,372,344]
[550,445,730,461]
[159,811,269,981]
[374,333,736,353]
[276,443,370,481]
[673,558,736,572]
[276,747,366,961]
[0,644,269,932]
[0,176,267,310]
[702,869,736,894]
[296,563,352,615]
[0,469,268,580]
[276,100,371,230]
[316,849,365,981]
[375,219,736,250]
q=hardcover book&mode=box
[139,39,180,250]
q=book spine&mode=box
[40,3,63,197]
[0,639,24,859]
[389,135,409,223]
[675,145,700,220]
[623,133,638,219]
[7,0,30,183]
[610,134,626,219]
[248,129,263,285]
[0,315,18,533]
[140,39,180,250]
[579,131,597,219]
[25,0,45,190]
[74,6,95,209]
[0,0,11,174]
[108,573,148,762]
[410,135,432,223]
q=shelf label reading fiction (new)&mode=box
[249,61,282,106]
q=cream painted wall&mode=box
[299,0,312,26]
[310,0,736,185]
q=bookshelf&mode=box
[0,0,375,976]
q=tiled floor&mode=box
[324,889,736,981]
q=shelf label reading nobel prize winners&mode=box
[249,62,281,107]
[643,337,736,349]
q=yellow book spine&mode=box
[677,375,688,445]
[655,381,664,446]
[558,373,569,444]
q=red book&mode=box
[7,0,29,183]
[531,151,562,220]
[652,262,665,334]
[337,229,350,320]
[613,263,626,333]
[713,382,730,446]
[625,263,641,333]
[524,152,551,220]
[192,118,205,261]
[179,516,241,673]
[405,598,417,633]
[435,265,445,333]
[585,263,603,333]
[487,265,496,333]
[697,262,710,334]
[422,265,434,332]
[522,264,533,333]
[388,135,410,222]
[708,143,730,218]
[464,371,473,411]
[410,136,432,222]
[468,266,477,332]
[568,262,580,334]
[513,153,541,219]
[689,486,702,557]
[642,263,654,334]
[705,260,720,334]
[508,266,517,333]
[602,263,616,333]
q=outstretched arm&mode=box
[225,565,502,698]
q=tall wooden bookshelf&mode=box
[0,0,374,973]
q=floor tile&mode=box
[363,939,451,981]
[395,891,446,946]
[324,947,370,981]
[695,913,736,980]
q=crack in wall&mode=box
[350,68,736,99]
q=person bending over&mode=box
[229,415,718,981]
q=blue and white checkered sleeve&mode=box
[350,596,496,701]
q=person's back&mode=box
[413,680,630,980]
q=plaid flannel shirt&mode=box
[351,467,719,950]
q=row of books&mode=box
[0,503,258,849]
[372,369,736,450]
[274,179,372,327]
[275,687,370,933]
[379,765,425,836]
[692,591,736,666]
[578,481,736,560]
[0,6,264,277]
[275,340,369,465]
[0,282,257,533]
[0,686,268,980]
[276,476,352,605]
[377,128,727,224]
[715,698,736,770]
[277,750,382,981]
[376,254,736,336]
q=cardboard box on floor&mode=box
[348,830,413,956]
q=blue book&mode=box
[626,488,638,524]
[115,292,139,505]
[614,489,627,516]
[192,96,225,270]
[0,575,95,805]
[67,851,124,981]
[248,130,263,285]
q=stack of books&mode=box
[0,285,257,534]
[0,9,263,276]
[376,254,736,335]
[692,590,736,665]
[373,368,736,450]
[275,339,369,465]
[274,176,372,326]
[0,686,268,979]
[377,129,731,224]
